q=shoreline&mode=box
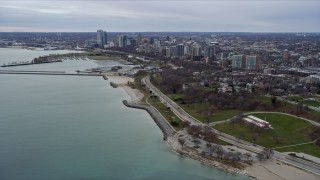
[109,75,250,177]
[165,134,250,176]
[110,74,319,180]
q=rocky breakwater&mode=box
[122,100,175,139]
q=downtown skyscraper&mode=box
[97,29,107,48]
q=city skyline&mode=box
[0,0,319,32]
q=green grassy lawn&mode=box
[286,96,304,102]
[179,103,207,121]
[167,93,184,101]
[276,143,320,158]
[167,94,240,123]
[213,110,240,121]
[134,75,151,103]
[304,100,320,107]
[286,96,320,107]
[260,95,320,122]
[89,55,123,60]
[179,103,239,123]
[210,138,231,146]
[214,113,320,157]
[148,97,181,131]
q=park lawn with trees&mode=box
[304,99,320,107]
[181,103,239,123]
[89,55,123,61]
[214,113,320,157]
[286,95,320,107]
[167,94,240,123]
[286,96,304,102]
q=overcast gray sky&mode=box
[0,0,319,32]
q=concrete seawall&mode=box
[0,71,101,76]
[123,100,175,139]
[0,70,108,80]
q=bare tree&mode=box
[262,147,274,159]
[232,152,241,165]
[216,145,225,159]
[256,152,266,162]
[193,139,201,148]
[244,152,252,162]
[225,152,234,160]
[178,137,186,150]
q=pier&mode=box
[0,70,108,80]
[1,60,62,67]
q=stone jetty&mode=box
[123,100,175,139]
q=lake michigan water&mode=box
[0,48,248,180]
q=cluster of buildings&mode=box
[0,32,93,49]
[231,55,260,70]
[89,31,319,73]
[86,30,319,96]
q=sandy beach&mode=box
[246,159,319,180]
[112,74,320,180]
[107,75,144,102]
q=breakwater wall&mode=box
[0,70,104,77]
[0,70,110,82]
[1,60,62,67]
[123,100,175,139]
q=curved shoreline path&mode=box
[141,76,320,176]
[123,100,175,138]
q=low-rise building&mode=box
[243,115,273,129]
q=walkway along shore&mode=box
[122,100,175,139]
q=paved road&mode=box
[142,76,320,175]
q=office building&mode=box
[246,55,260,70]
[204,45,216,62]
[192,45,202,61]
[118,35,127,47]
[170,46,177,57]
[231,55,245,69]
[165,48,171,57]
[97,29,107,48]
[129,39,137,47]
[177,44,185,57]
[192,45,201,56]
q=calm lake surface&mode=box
[0,48,248,180]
